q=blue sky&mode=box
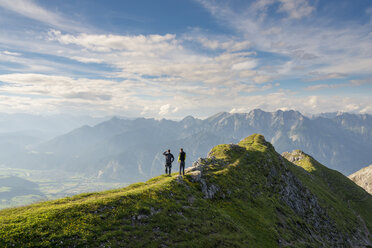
[0,0,371,118]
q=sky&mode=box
[0,0,371,119]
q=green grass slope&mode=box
[0,134,371,247]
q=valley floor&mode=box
[0,166,127,209]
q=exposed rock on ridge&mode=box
[282,150,372,247]
[185,157,225,199]
[349,164,372,195]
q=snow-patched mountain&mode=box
[9,109,372,182]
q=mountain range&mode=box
[0,113,109,168]
[7,109,370,184]
[1,134,371,247]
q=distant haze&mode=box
[2,109,372,176]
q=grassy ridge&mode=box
[0,134,371,247]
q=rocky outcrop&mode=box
[185,157,222,199]
[282,150,306,163]
[349,164,372,195]
[281,150,372,247]
[277,165,369,246]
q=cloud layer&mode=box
[0,0,371,118]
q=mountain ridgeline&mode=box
[13,109,372,183]
[0,134,371,247]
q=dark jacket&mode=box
[163,152,174,165]
[178,151,186,162]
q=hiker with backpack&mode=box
[163,149,174,176]
[178,148,186,176]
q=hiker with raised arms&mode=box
[163,149,174,176]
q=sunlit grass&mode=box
[0,134,371,247]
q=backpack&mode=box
[179,151,186,161]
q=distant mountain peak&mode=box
[180,115,201,127]
[181,115,195,121]
[249,108,265,115]
[274,109,303,117]
[205,111,231,122]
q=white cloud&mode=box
[0,0,83,32]
[191,36,250,52]
[291,49,318,60]
[231,60,257,70]
[46,30,266,89]
[278,0,314,19]
[159,104,178,116]
[0,73,273,117]
[350,78,372,86]
[0,74,119,99]
[229,107,247,113]
[197,0,372,80]
[0,72,370,117]
[262,27,282,35]
[0,0,371,117]
[70,56,103,64]
[0,73,163,116]
[253,75,271,84]
[49,30,178,53]
[305,84,335,91]
[252,0,276,11]
[141,106,151,115]
[307,72,348,82]
[317,58,372,75]
[2,50,21,56]
[305,95,318,109]
[305,77,372,91]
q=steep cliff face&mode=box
[0,134,371,247]
[349,164,372,195]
